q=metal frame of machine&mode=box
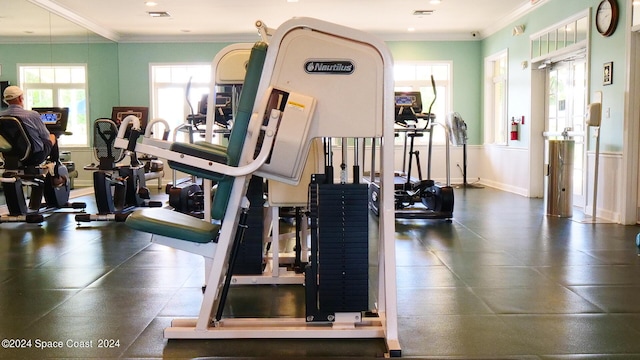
[114,18,400,356]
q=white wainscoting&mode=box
[583,151,623,223]
[480,145,530,196]
[480,144,623,223]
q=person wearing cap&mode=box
[1,85,68,188]
[1,85,56,166]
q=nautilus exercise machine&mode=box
[0,108,86,223]
[115,18,400,356]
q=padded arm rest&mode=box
[169,142,228,163]
[0,135,12,153]
[116,109,281,179]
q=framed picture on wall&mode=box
[603,62,613,85]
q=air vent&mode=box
[413,10,434,16]
[147,11,171,17]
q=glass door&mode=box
[546,57,587,207]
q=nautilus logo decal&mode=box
[304,60,355,75]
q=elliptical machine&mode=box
[367,75,454,220]
[75,118,163,223]
[0,108,86,223]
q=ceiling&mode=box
[1,0,547,43]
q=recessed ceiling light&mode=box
[145,1,158,6]
[407,28,416,32]
[287,0,299,2]
[429,0,441,4]
[147,11,170,17]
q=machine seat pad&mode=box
[0,135,12,153]
[126,208,220,244]
[169,142,228,163]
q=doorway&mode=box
[544,56,587,207]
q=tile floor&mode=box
[1,186,640,359]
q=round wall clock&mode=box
[595,0,619,37]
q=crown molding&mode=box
[27,0,121,42]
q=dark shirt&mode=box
[0,104,52,154]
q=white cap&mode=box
[3,86,23,104]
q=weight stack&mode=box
[306,180,369,321]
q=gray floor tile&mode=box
[452,265,557,288]
[537,265,640,286]
[473,286,603,314]
[396,265,465,288]
[397,287,493,316]
[500,314,640,355]
[398,314,537,357]
[0,267,110,290]
[569,286,640,313]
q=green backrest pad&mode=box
[210,41,267,220]
[125,42,268,244]
[167,41,268,221]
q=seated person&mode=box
[1,86,65,185]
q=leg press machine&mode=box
[114,18,400,356]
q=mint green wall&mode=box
[116,42,232,107]
[482,0,629,152]
[387,41,483,145]
[0,42,119,125]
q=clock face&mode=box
[596,0,618,36]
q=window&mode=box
[19,64,88,146]
[150,63,211,141]
[393,61,451,145]
[484,50,508,145]
[530,13,588,61]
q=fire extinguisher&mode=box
[510,117,519,141]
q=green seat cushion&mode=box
[126,208,220,244]
[0,135,12,153]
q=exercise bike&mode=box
[76,117,163,223]
[0,108,86,223]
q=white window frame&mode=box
[483,49,508,145]
[149,63,211,140]
[18,63,89,147]
[393,61,452,145]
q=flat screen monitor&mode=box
[198,93,209,115]
[32,107,69,133]
[111,106,148,130]
[0,81,10,109]
[214,92,233,127]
